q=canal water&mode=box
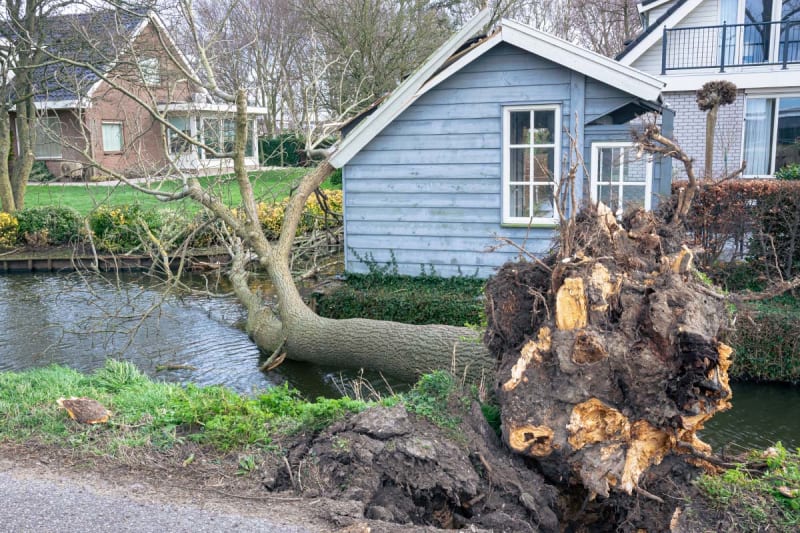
[1,272,798,451]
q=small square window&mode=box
[102,122,123,152]
[139,58,160,86]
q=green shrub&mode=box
[0,212,19,248]
[15,206,83,245]
[28,160,57,182]
[329,168,342,186]
[726,297,800,383]
[776,163,800,181]
[314,272,485,326]
[87,204,162,252]
[260,133,304,167]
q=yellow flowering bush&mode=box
[257,190,342,240]
[0,212,19,248]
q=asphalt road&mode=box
[0,470,315,533]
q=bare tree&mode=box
[41,0,493,381]
[568,0,642,57]
[0,0,80,212]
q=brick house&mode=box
[9,8,265,179]
[618,0,800,178]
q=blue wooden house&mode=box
[330,13,673,277]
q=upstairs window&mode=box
[32,115,62,159]
[502,105,560,225]
[139,58,160,86]
[590,143,652,217]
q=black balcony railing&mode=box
[661,20,800,74]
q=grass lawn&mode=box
[23,167,337,215]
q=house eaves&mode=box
[617,0,701,64]
[638,0,676,14]
[329,9,492,169]
[421,19,663,104]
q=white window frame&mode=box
[32,115,63,160]
[743,93,800,177]
[101,121,124,153]
[502,104,561,225]
[139,57,160,86]
[590,142,653,217]
[198,116,258,161]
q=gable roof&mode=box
[4,8,194,107]
[616,0,701,64]
[331,15,664,169]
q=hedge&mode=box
[314,273,485,327]
[726,298,800,384]
[16,206,83,246]
[678,179,800,279]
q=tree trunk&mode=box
[485,204,732,498]
[704,105,718,179]
[11,98,35,211]
[229,243,494,383]
[0,110,15,212]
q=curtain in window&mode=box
[744,98,774,175]
[33,116,62,159]
[102,123,123,152]
[776,97,800,170]
[781,0,800,62]
[720,0,739,64]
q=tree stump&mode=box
[485,205,732,498]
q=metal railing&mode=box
[661,20,800,73]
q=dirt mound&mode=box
[262,404,559,532]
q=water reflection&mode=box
[0,272,342,396]
[702,381,800,452]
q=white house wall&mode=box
[632,0,720,74]
[666,89,746,176]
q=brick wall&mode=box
[664,90,745,178]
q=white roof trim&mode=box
[619,0,704,66]
[157,102,270,114]
[417,32,503,96]
[329,9,492,169]
[638,0,675,14]
[500,19,663,101]
[417,20,662,102]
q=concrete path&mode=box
[0,467,316,533]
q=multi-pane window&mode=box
[139,58,160,86]
[590,143,652,216]
[503,105,560,224]
[199,117,258,159]
[101,122,123,152]
[33,116,62,159]
[167,117,191,154]
[744,95,800,175]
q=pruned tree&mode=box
[696,80,738,179]
[0,0,81,213]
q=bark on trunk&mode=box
[229,249,494,383]
[485,204,732,498]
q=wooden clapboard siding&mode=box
[585,79,639,122]
[343,42,652,277]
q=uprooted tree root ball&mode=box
[257,204,742,531]
[485,203,733,527]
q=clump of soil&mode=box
[262,404,559,532]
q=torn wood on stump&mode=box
[502,327,551,392]
[555,277,587,330]
[508,424,555,456]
